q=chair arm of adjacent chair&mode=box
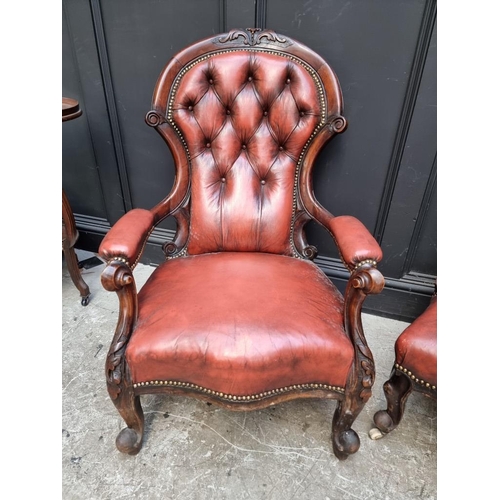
[326,215,383,272]
[99,209,155,269]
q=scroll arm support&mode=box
[101,261,144,454]
[101,260,138,400]
[344,264,384,404]
[344,265,385,395]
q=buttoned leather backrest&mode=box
[174,51,321,255]
[148,30,345,257]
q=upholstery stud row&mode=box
[133,380,346,400]
[394,363,436,390]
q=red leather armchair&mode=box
[99,29,384,460]
[371,290,437,438]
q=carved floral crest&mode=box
[218,28,288,47]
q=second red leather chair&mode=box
[371,291,437,438]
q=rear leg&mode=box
[372,369,413,436]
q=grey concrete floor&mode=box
[62,250,437,500]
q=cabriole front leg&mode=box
[113,379,144,455]
[101,260,144,455]
[331,395,362,460]
[332,265,384,460]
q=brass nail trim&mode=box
[133,380,345,400]
[394,363,436,391]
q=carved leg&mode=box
[332,266,384,459]
[373,370,413,435]
[62,190,90,305]
[62,242,90,305]
[111,386,144,455]
[331,396,363,460]
[102,260,142,454]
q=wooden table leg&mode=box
[62,190,90,306]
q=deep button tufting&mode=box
[279,146,284,151]
[248,76,253,82]
[206,142,211,148]
[171,51,324,255]
[300,111,305,117]
[188,105,193,111]
[261,179,266,185]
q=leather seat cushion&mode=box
[395,297,437,386]
[126,252,354,396]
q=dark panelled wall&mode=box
[62,0,437,321]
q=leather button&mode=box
[300,111,305,117]
[263,111,268,116]
[188,105,193,111]
[226,109,231,115]
[260,179,266,185]
[209,79,214,84]
[242,144,247,150]
[221,177,226,183]
[206,142,211,148]
[248,76,253,82]
[286,78,291,84]
[279,146,284,151]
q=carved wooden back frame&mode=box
[144,29,347,260]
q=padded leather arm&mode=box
[99,209,155,268]
[327,215,383,271]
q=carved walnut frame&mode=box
[101,29,384,460]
